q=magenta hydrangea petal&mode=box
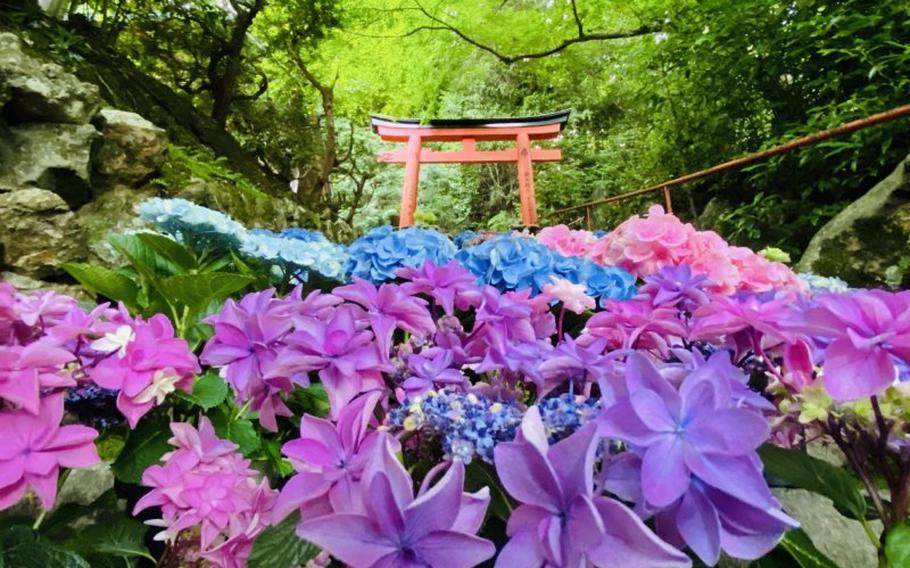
[823,338,895,400]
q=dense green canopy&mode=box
[7,0,909,253]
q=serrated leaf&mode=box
[247,512,319,568]
[0,525,91,568]
[109,233,177,277]
[778,528,840,568]
[759,444,867,520]
[111,415,172,484]
[211,407,261,456]
[63,263,139,308]
[177,372,229,410]
[82,517,154,563]
[136,232,197,270]
[157,272,253,314]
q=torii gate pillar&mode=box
[370,111,570,228]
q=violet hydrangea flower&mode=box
[296,443,495,568]
[795,290,910,400]
[273,392,384,522]
[272,305,389,418]
[334,278,436,360]
[598,353,796,564]
[638,264,711,313]
[493,407,691,568]
[397,260,484,315]
[0,393,100,510]
[0,338,76,414]
[402,348,468,397]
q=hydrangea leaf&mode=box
[111,415,172,484]
[210,407,261,456]
[175,371,229,410]
[759,444,867,520]
[63,263,139,309]
[248,512,319,568]
[886,523,910,568]
[135,232,198,270]
[157,273,254,314]
[0,525,90,568]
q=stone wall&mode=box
[0,31,313,288]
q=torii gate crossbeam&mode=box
[370,111,570,228]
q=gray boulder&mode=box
[0,32,101,124]
[0,122,98,207]
[798,154,910,286]
[0,188,81,277]
[92,108,168,185]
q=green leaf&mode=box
[0,525,91,568]
[109,233,177,277]
[247,512,319,568]
[63,263,139,308]
[111,415,172,484]
[887,523,910,568]
[464,461,512,521]
[211,407,261,456]
[157,272,253,313]
[176,371,229,410]
[80,517,154,563]
[778,529,840,568]
[136,232,197,270]
[759,444,867,520]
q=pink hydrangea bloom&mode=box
[0,393,99,510]
[0,339,76,414]
[586,205,804,295]
[542,276,596,314]
[89,314,200,428]
[134,418,276,568]
[537,224,598,257]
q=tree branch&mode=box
[411,0,658,64]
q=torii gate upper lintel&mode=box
[370,110,570,228]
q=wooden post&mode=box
[516,132,538,226]
[662,185,673,213]
[584,205,593,230]
[399,134,422,227]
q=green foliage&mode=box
[65,232,258,344]
[0,526,90,568]
[759,444,868,521]
[886,523,910,567]
[176,371,230,410]
[247,512,320,568]
[111,414,173,484]
[210,406,262,456]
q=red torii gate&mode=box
[370,111,570,228]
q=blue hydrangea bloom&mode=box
[386,388,599,464]
[138,197,247,250]
[278,228,330,243]
[552,254,637,303]
[456,234,636,300]
[345,225,457,284]
[455,234,555,294]
[797,272,850,294]
[453,230,481,248]
[240,229,347,282]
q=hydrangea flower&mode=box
[0,339,76,414]
[794,290,910,400]
[542,276,596,314]
[201,289,298,431]
[345,225,457,283]
[274,392,384,523]
[536,224,598,257]
[638,264,711,313]
[493,408,691,568]
[272,305,388,418]
[89,314,200,428]
[134,418,276,568]
[456,234,555,294]
[402,348,468,397]
[0,393,100,510]
[296,444,495,568]
[598,353,795,564]
[240,229,347,282]
[397,261,483,315]
[138,198,247,250]
[797,272,850,294]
